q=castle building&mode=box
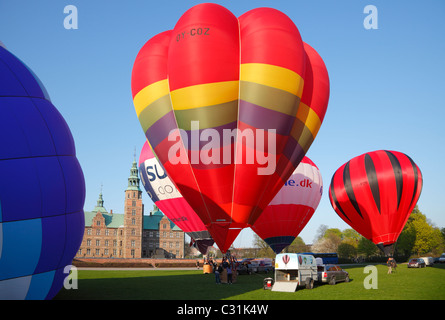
[76,158,185,259]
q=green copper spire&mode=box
[126,150,141,192]
[93,185,108,214]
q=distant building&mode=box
[76,157,185,259]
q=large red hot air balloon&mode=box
[131,3,329,252]
[329,150,423,256]
[251,157,322,253]
[138,141,214,255]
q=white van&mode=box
[420,256,434,266]
[272,253,318,292]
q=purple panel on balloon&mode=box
[31,98,76,156]
[0,47,47,99]
[0,158,42,222]
[34,215,66,274]
[59,157,85,213]
[58,211,84,268]
[34,157,67,217]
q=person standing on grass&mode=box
[227,265,233,284]
[387,257,396,274]
[215,264,222,284]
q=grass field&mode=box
[54,263,445,300]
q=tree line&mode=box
[252,205,445,261]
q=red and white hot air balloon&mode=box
[251,157,323,253]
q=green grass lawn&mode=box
[54,263,445,300]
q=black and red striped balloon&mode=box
[329,150,422,256]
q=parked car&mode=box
[317,264,349,285]
[420,256,434,266]
[237,259,255,275]
[407,258,426,268]
[438,253,445,263]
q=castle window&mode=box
[87,229,92,235]
[131,218,135,225]
[96,229,100,235]
[105,240,109,246]
[96,221,100,226]
[104,249,109,256]
[132,209,135,215]
[131,229,136,235]
[131,240,135,247]
[87,249,91,255]
[95,249,100,256]
[96,240,100,246]
[87,239,91,246]
[132,200,136,206]
[105,229,109,236]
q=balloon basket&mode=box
[220,268,237,284]
[203,264,213,274]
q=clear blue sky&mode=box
[1,0,444,248]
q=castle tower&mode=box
[123,154,144,258]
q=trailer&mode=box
[272,253,318,292]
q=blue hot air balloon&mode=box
[0,45,85,299]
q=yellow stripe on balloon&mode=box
[240,63,304,97]
[170,81,239,110]
[296,102,322,137]
[133,79,170,116]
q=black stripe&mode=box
[365,154,381,213]
[329,174,351,222]
[407,155,422,209]
[385,151,403,210]
[343,161,363,219]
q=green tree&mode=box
[324,228,342,239]
[357,237,378,257]
[287,236,309,253]
[252,234,274,258]
[337,242,357,259]
[397,205,445,256]
[397,221,416,256]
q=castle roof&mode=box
[84,200,181,231]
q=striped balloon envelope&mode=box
[131,3,329,252]
[251,157,323,254]
[329,150,423,256]
[138,141,214,255]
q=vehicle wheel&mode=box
[305,278,314,289]
[345,275,350,283]
[329,276,336,285]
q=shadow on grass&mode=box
[54,271,271,300]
